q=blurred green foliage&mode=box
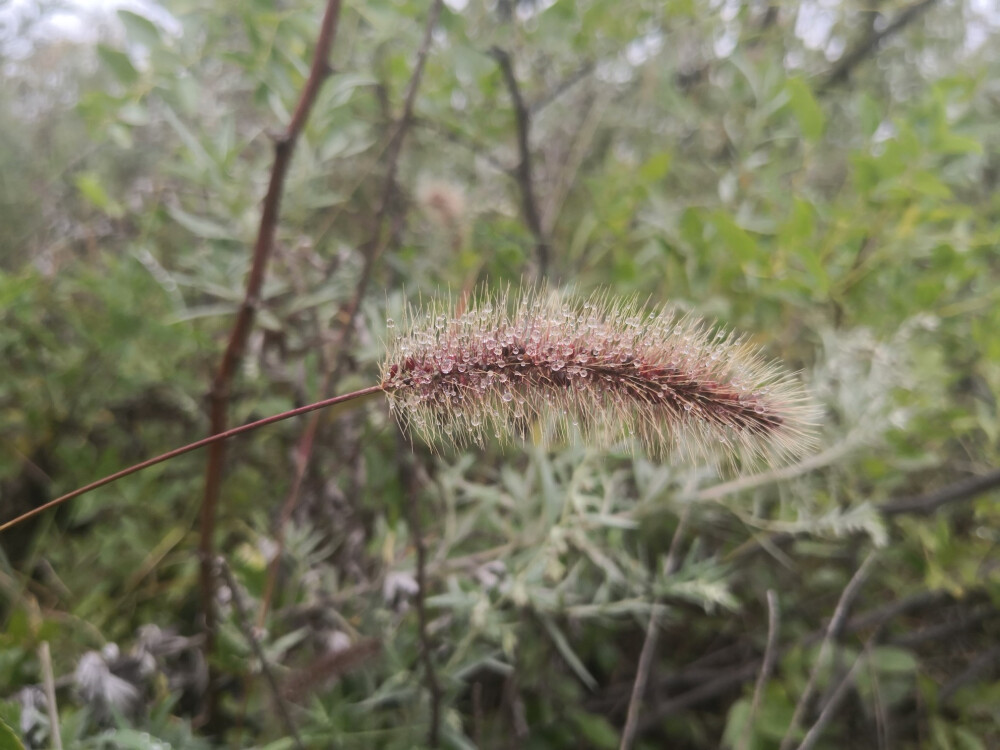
[1,0,999,748]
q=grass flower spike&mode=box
[381,288,817,465]
[0,287,818,535]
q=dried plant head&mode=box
[380,287,819,467]
[416,178,466,233]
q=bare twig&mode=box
[695,440,856,503]
[413,116,514,174]
[281,638,382,701]
[664,506,690,577]
[529,60,596,115]
[541,90,607,238]
[717,464,1000,566]
[889,605,994,648]
[880,467,1000,516]
[490,47,550,278]
[619,608,662,750]
[38,641,63,750]
[216,558,305,750]
[738,590,780,750]
[257,0,444,627]
[796,652,866,750]
[0,386,384,534]
[636,660,761,731]
[196,0,344,723]
[939,645,1000,703]
[630,587,965,733]
[399,441,443,747]
[779,551,878,750]
[820,0,940,92]
[620,507,688,749]
[336,0,444,340]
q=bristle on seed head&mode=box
[380,288,818,466]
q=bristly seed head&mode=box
[380,288,819,466]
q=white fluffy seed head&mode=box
[380,287,819,466]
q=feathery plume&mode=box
[0,288,819,536]
[417,178,466,231]
[380,288,818,465]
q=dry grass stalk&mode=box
[0,288,819,535]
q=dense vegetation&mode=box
[2,0,999,748]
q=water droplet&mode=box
[501,391,514,402]
[386,318,395,329]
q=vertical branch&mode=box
[336,0,444,349]
[796,653,866,750]
[618,607,661,750]
[399,441,443,748]
[620,506,689,750]
[196,0,344,724]
[216,557,305,750]
[38,641,63,750]
[779,551,878,750]
[257,0,444,626]
[737,589,781,750]
[491,47,550,279]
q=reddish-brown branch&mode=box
[257,0,444,626]
[194,2,344,723]
[491,47,550,278]
[398,439,443,747]
[336,0,444,344]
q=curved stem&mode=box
[0,384,385,534]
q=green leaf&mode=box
[74,172,123,217]
[324,72,378,108]
[540,615,598,690]
[712,212,759,262]
[568,710,619,749]
[0,718,25,750]
[785,77,825,141]
[936,132,983,155]
[721,698,752,748]
[167,205,236,241]
[868,646,918,675]
[638,150,673,183]
[97,44,139,86]
[953,727,987,750]
[117,10,162,48]
[779,198,815,246]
